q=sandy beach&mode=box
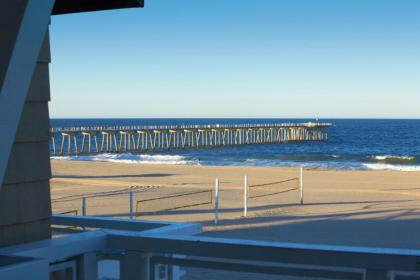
[51,160,420,249]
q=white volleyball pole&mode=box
[300,167,304,205]
[82,196,87,216]
[244,175,248,217]
[214,178,219,224]
[129,191,134,219]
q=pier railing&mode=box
[49,122,332,156]
[50,122,332,133]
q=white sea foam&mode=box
[51,153,199,165]
[363,163,420,171]
[371,155,415,161]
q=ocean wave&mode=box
[275,154,345,162]
[51,153,199,165]
[372,155,415,161]
[236,158,359,170]
[363,163,420,171]
[369,155,415,164]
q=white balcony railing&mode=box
[1,215,420,279]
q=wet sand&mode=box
[51,160,420,249]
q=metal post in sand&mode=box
[300,167,304,205]
[129,191,134,219]
[244,175,248,217]
[214,178,220,224]
[82,196,87,216]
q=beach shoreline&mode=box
[50,152,420,172]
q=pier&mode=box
[50,122,332,156]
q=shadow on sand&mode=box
[54,173,175,179]
[94,199,412,219]
[86,198,420,249]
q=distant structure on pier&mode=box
[50,122,332,156]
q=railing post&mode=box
[82,196,87,216]
[365,269,389,280]
[244,175,248,217]
[121,251,151,280]
[129,191,134,219]
[214,178,219,224]
[300,167,304,205]
[76,252,98,280]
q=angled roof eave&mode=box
[52,0,144,15]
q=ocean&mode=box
[50,119,420,171]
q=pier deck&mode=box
[50,122,332,156]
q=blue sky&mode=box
[49,0,420,118]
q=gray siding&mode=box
[0,29,52,247]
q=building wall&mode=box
[0,28,52,247]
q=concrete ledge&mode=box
[52,215,169,232]
[0,257,48,280]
